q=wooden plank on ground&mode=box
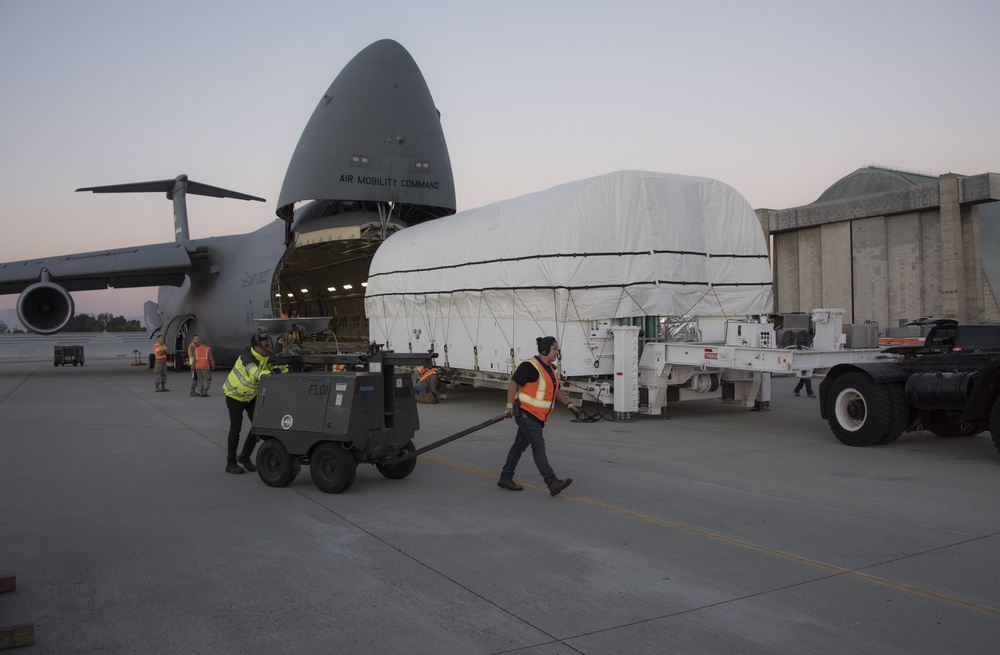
[0,624,36,650]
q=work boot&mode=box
[237,456,256,473]
[190,392,198,397]
[226,464,244,474]
[548,478,573,497]
[497,479,523,491]
[793,390,800,397]
[807,393,816,398]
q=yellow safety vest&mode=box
[223,348,275,402]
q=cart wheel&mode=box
[376,440,417,480]
[256,439,296,487]
[310,442,357,494]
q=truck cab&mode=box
[820,317,1000,454]
[925,321,1000,352]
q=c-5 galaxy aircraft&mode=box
[0,40,455,368]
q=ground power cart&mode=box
[249,350,502,494]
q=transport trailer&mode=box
[248,349,503,494]
[365,307,893,419]
[364,173,893,417]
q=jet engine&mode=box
[17,281,75,334]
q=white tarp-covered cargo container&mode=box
[365,170,773,379]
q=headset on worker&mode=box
[537,336,557,356]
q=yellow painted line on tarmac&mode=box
[420,453,1000,618]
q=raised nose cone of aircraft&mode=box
[277,39,456,230]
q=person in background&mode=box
[498,336,578,497]
[793,375,815,398]
[193,338,215,397]
[413,365,439,403]
[153,335,169,392]
[187,334,201,396]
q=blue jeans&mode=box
[794,378,814,394]
[501,412,556,486]
[414,374,439,395]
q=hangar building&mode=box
[756,167,1000,334]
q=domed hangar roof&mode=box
[812,166,939,204]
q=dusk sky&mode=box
[1,0,997,318]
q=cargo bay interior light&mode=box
[342,284,353,290]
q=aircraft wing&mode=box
[0,241,197,334]
[0,241,195,294]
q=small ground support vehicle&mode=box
[53,345,85,367]
[249,349,503,494]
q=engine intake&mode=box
[17,282,75,335]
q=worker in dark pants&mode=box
[187,334,200,396]
[221,333,282,474]
[498,336,579,496]
[793,375,815,398]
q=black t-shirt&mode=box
[512,357,556,388]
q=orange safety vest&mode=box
[153,343,167,360]
[194,345,212,369]
[516,357,558,423]
[418,367,437,382]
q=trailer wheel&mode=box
[310,442,357,494]
[827,373,905,447]
[876,383,908,445]
[376,441,417,480]
[256,439,296,487]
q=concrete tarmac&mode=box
[1,358,998,654]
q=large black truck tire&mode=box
[990,396,1000,455]
[826,373,906,447]
[310,442,357,494]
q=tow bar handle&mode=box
[392,414,507,464]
